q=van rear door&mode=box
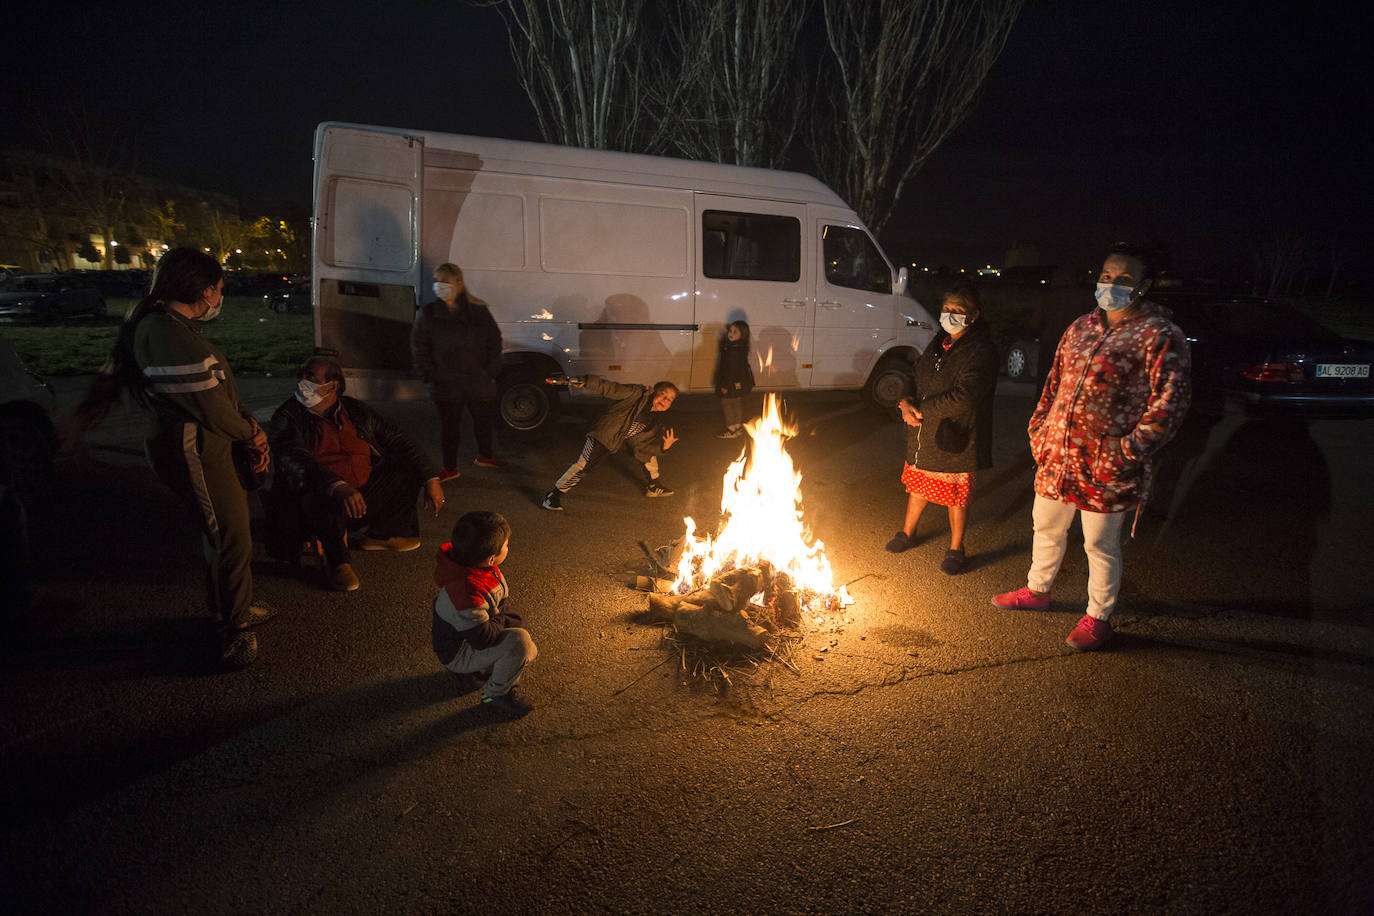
[692,195,812,390]
[313,124,424,397]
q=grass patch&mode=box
[1,297,314,376]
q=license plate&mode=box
[1315,364,1370,378]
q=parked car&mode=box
[225,271,295,297]
[74,269,149,298]
[1002,335,1038,382]
[1000,293,1374,417]
[264,279,311,314]
[0,275,107,323]
[0,333,56,621]
[0,333,56,503]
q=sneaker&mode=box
[473,456,506,468]
[940,548,966,575]
[716,427,743,439]
[480,688,534,718]
[541,490,564,511]
[220,630,258,670]
[234,603,277,630]
[991,586,1050,611]
[644,484,674,498]
[438,468,461,483]
[356,534,422,552]
[326,562,360,592]
[1066,614,1113,650]
[885,531,912,553]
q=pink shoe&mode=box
[991,586,1050,611]
[1066,614,1113,650]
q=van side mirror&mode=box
[896,267,908,296]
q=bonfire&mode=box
[645,394,853,650]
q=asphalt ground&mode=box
[2,376,1372,913]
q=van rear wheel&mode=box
[499,372,559,431]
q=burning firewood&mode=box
[640,394,853,658]
[672,605,770,650]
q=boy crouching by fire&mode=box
[432,510,537,717]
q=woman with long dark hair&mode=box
[410,263,505,480]
[72,247,273,669]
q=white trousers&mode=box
[1028,494,1128,621]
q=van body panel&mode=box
[692,194,812,391]
[312,122,934,415]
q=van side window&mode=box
[702,210,800,282]
[823,225,892,294]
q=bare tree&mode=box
[32,103,137,269]
[812,0,1023,236]
[144,199,186,248]
[481,0,666,152]
[657,0,812,168]
[1255,232,1309,298]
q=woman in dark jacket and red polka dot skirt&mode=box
[886,282,999,574]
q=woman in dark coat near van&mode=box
[411,263,504,479]
[886,283,999,574]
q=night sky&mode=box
[9,1,1366,281]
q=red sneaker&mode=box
[1066,614,1113,650]
[991,586,1050,611]
[438,468,460,483]
[473,456,507,468]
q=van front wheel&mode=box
[864,356,912,413]
[498,372,559,431]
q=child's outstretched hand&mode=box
[662,428,678,450]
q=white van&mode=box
[311,122,936,429]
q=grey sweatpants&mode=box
[554,435,659,493]
[443,628,538,697]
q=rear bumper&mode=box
[1226,389,1374,418]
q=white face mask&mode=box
[433,282,454,299]
[295,378,326,408]
[1095,282,1136,312]
[939,312,970,334]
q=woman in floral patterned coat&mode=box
[993,244,1191,650]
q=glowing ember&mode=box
[671,394,853,615]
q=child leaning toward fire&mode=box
[431,510,537,717]
[540,375,679,510]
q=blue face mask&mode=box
[295,378,326,408]
[1095,282,1135,312]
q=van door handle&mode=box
[818,300,842,310]
[781,298,807,309]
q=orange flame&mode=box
[672,394,852,614]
